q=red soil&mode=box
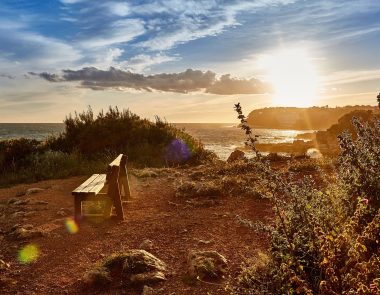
[0,172,271,294]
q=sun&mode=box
[260,48,319,107]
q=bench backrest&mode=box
[106,154,130,200]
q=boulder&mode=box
[227,150,245,163]
[85,250,167,289]
[187,250,228,280]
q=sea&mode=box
[0,123,310,160]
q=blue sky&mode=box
[0,0,379,122]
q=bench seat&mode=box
[72,174,107,197]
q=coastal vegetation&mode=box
[0,106,213,186]
[228,102,380,295]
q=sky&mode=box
[0,0,379,123]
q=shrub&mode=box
[47,106,214,167]
[229,102,380,295]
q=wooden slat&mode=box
[109,154,123,167]
[85,174,107,195]
[72,174,99,194]
[72,174,107,196]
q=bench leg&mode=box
[103,198,113,218]
[119,165,131,200]
[109,184,124,221]
[74,196,82,221]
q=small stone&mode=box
[0,259,11,270]
[139,239,154,251]
[25,188,44,196]
[13,199,30,206]
[35,201,48,205]
[9,227,43,240]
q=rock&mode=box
[96,250,167,287]
[194,238,213,245]
[13,199,30,206]
[187,250,228,280]
[139,239,154,251]
[56,208,71,217]
[0,259,10,270]
[227,150,245,163]
[25,188,44,196]
[122,250,166,279]
[9,226,43,240]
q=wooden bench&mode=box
[72,154,131,221]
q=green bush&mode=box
[46,106,214,167]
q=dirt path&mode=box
[0,171,271,294]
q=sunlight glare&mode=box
[260,48,319,107]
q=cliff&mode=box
[247,105,379,130]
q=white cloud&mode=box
[137,0,297,51]
[107,2,130,17]
[81,18,145,48]
[120,53,181,73]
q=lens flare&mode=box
[65,218,79,234]
[18,244,39,264]
[164,138,191,165]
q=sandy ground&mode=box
[0,171,271,294]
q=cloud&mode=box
[32,67,270,95]
[80,19,145,48]
[119,53,181,72]
[0,74,14,80]
[206,74,271,95]
[107,2,130,17]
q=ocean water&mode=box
[0,123,309,160]
[173,123,310,160]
